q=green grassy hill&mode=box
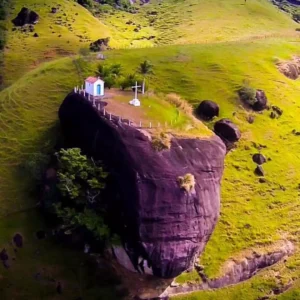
[1,0,300,299]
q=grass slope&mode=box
[2,0,113,86]
[1,0,300,299]
[99,0,297,46]
[104,38,300,298]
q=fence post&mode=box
[83,90,86,97]
[150,122,152,128]
[104,108,106,116]
[140,120,142,128]
[98,103,100,111]
[74,87,76,93]
[110,113,112,121]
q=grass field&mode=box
[1,0,300,299]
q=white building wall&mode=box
[85,80,105,96]
[85,81,94,95]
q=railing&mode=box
[73,87,173,129]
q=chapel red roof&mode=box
[85,76,102,84]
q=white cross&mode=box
[132,81,141,100]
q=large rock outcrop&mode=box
[12,7,39,26]
[59,92,226,279]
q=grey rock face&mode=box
[59,93,226,279]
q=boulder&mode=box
[255,165,265,177]
[195,100,219,120]
[90,38,110,52]
[12,7,39,26]
[51,7,57,14]
[59,92,226,279]
[253,90,268,111]
[13,233,23,248]
[214,119,241,144]
[252,153,266,165]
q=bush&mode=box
[166,93,193,115]
[54,148,115,243]
[119,73,140,90]
[238,86,257,106]
[151,132,171,151]
[178,173,195,192]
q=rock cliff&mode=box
[59,93,226,279]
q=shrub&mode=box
[119,73,140,90]
[166,93,193,115]
[151,132,171,151]
[238,86,257,106]
[178,173,195,192]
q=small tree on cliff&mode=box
[54,148,115,241]
[55,148,108,203]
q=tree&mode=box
[54,148,114,242]
[110,63,123,77]
[96,63,123,89]
[54,204,110,240]
[55,148,108,203]
[139,60,153,75]
[119,73,139,90]
[104,75,116,89]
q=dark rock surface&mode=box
[166,241,294,297]
[253,90,268,111]
[195,100,219,120]
[12,7,39,26]
[13,233,23,248]
[90,38,110,52]
[252,153,266,165]
[59,92,226,279]
[255,165,265,177]
[214,119,241,148]
[0,249,8,261]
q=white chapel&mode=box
[85,77,105,97]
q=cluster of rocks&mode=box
[253,153,267,180]
[11,7,40,37]
[12,7,39,26]
[195,100,241,149]
[0,233,23,269]
[270,105,283,119]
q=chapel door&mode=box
[97,84,101,95]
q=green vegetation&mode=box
[238,85,257,106]
[1,0,300,299]
[177,173,195,192]
[54,148,114,242]
[139,60,153,75]
[151,132,171,151]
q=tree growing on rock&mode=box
[55,148,108,203]
[54,148,113,242]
